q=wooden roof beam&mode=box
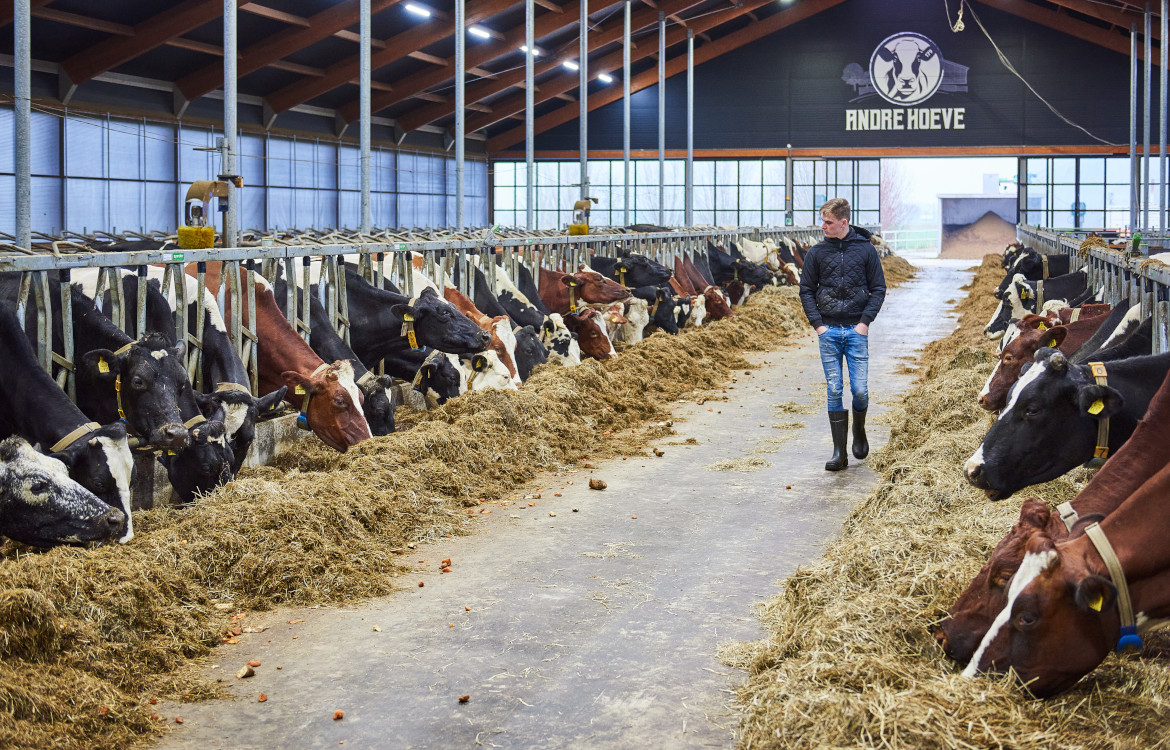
[488,0,848,151]
[58,0,222,106]
[1043,0,1159,39]
[534,0,565,11]
[32,7,132,36]
[973,0,1159,62]
[264,0,519,119]
[0,0,53,28]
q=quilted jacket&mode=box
[798,225,887,328]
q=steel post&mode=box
[223,0,239,249]
[623,0,631,226]
[658,12,665,227]
[580,0,589,202]
[455,0,466,231]
[1144,4,1152,234]
[360,0,372,234]
[1131,23,1140,233]
[525,0,535,230]
[14,0,31,252]
[685,30,694,227]
[1161,0,1168,239]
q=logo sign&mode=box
[842,32,969,131]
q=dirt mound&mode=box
[727,253,1170,749]
[940,211,1017,259]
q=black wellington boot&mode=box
[825,410,849,471]
[852,408,869,459]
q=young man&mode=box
[798,198,886,471]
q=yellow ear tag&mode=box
[1087,399,1105,415]
[98,357,110,374]
[1088,593,1104,612]
[294,385,306,395]
[1037,322,1048,331]
[402,313,414,323]
[1020,289,1029,300]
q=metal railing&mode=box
[1016,224,1170,354]
[0,224,832,405]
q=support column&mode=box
[1143,3,1152,233]
[1161,0,1168,237]
[623,0,631,226]
[658,12,665,227]
[360,0,371,233]
[1130,23,1140,234]
[525,0,535,229]
[455,0,466,230]
[685,29,694,227]
[223,0,239,249]
[579,0,588,201]
[14,0,31,251]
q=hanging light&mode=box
[468,25,492,39]
[598,73,614,84]
[520,45,542,56]
[563,60,579,71]
[404,3,432,18]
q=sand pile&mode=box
[940,211,1018,260]
[727,254,1170,749]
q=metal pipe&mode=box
[579,0,588,202]
[623,0,631,226]
[658,11,665,227]
[1162,0,1168,238]
[1144,3,1152,234]
[455,0,466,231]
[685,29,694,227]
[360,0,371,234]
[525,0,535,230]
[14,0,31,251]
[223,0,239,249]
[1131,23,1140,233]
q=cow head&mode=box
[161,419,236,504]
[650,287,682,335]
[486,316,521,386]
[48,421,135,543]
[511,326,548,381]
[448,351,518,392]
[542,313,582,366]
[702,287,734,320]
[618,298,651,344]
[984,275,1036,339]
[935,499,1063,664]
[392,287,491,354]
[413,350,462,406]
[978,320,1066,411]
[282,360,371,452]
[196,385,287,474]
[356,371,396,437]
[875,38,937,101]
[685,295,707,328]
[960,530,1122,697]
[614,253,672,287]
[964,348,1122,500]
[731,259,773,287]
[77,335,191,451]
[1,436,126,548]
[564,310,616,360]
[566,266,631,304]
[994,251,1040,299]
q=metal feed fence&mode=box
[0,224,831,413]
[1016,225,1170,355]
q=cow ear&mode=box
[376,374,394,390]
[282,370,316,395]
[1045,327,1067,349]
[561,275,578,287]
[391,303,419,320]
[255,387,287,415]
[1075,575,1117,614]
[1079,385,1123,420]
[79,349,119,382]
[471,354,488,372]
[169,341,186,359]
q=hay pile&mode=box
[880,255,917,287]
[728,255,1170,749]
[0,284,812,750]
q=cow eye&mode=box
[30,480,49,495]
[1023,405,1041,418]
[131,375,148,390]
[1015,611,1038,629]
[333,395,348,409]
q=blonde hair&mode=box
[820,198,851,222]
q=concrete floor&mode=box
[154,259,972,750]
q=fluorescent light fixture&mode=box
[520,45,542,56]
[563,60,579,71]
[404,3,432,18]
[597,73,613,84]
[468,25,491,39]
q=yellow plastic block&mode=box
[178,225,216,249]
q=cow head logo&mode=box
[869,32,943,106]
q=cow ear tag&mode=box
[1037,322,1047,330]
[294,384,306,395]
[402,313,415,322]
[98,357,110,374]
[1087,399,1105,416]
[1088,593,1104,612]
[407,329,420,350]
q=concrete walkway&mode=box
[155,259,972,750]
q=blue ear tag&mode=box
[296,414,310,431]
[1117,626,1143,653]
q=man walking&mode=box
[799,198,886,471]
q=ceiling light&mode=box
[563,60,579,71]
[597,73,613,84]
[468,26,491,39]
[404,3,432,18]
[520,45,542,56]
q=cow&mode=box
[563,309,617,360]
[875,37,938,102]
[1001,241,1028,269]
[993,250,1074,299]
[271,278,396,437]
[732,238,779,270]
[408,349,464,407]
[614,297,650,346]
[939,368,1170,664]
[0,304,136,543]
[706,242,772,288]
[442,283,521,386]
[978,309,1112,411]
[960,459,1170,696]
[491,265,581,366]
[964,347,1170,500]
[197,264,371,453]
[983,270,1089,340]
[631,285,683,335]
[539,266,631,316]
[1071,302,1145,363]
[443,350,518,393]
[589,253,673,288]
[0,436,126,548]
[511,325,548,381]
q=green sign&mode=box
[170,252,186,261]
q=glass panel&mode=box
[763,185,785,210]
[694,161,715,185]
[762,210,784,226]
[108,180,142,232]
[1026,158,1049,184]
[239,134,265,188]
[32,175,62,234]
[793,160,814,184]
[65,178,107,231]
[715,161,737,185]
[636,160,659,186]
[794,185,814,212]
[716,209,739,226]
[814,160,826,183]
[0,109,12,173]
[1105,156,1129,184]
[1081,211,1104,229]
[1052,158,1076,183]
[144,181,177,233]
[662,159,684,184]
[108,120,142,180]
[266,137,293,187]
[316,142,337,190]
[1081,183,1105,211]
[1080,157,1105,183]
[373,192,395,228]
[1053,184,1076,216]
[31,111,60,177]
[740,160,763,185]
[694,185,715,211]
[835,160,854,184]
[694,209,715,225]
[738,184,762,211]
[762,160,784,185]
[858,160,879,184]
[67,116,108,178]
[716,184,737,212]
[858,185,879,211]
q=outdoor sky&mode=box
[883,157,1019,206]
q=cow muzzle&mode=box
[152,423,191,451]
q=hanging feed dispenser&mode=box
[178,179,230,249]
[568,197,598,236]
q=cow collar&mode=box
[568,280,579,313]
[1036,279,1045,309]
[216,381,251,395]
[400,296,422,350]
[295,362,332,430]
[184,414,207,429]
[1056,502,1080,533]
[410,351,445,409]
[1085,361,1111,469]
[49,422,103,454]
[357,370,379,390]
[1083,522,1144,653]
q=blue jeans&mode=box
[817,325,869,412]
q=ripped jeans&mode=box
[817,325,869,412]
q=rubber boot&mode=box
[825,410,849,471]
[852,408,869,459]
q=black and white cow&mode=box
[993,250,1073,299]
[983,270,1089,340]
[484,264,581,366]
[0,436,126,548]
[631,285,683,335]
[589,253,673,288]
[964,347,1170,500]
[706,242,772,287]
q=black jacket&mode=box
[799,225,886,328]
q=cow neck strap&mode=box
[1036,280,1045,309]
[1042,254,1050,280]
[1087,361,1111,468]
[357,370,378,390]
[617,266,627,286]
[183,414,206,429]
[49,422,103,454]
[1070,307,1081,323]
[114,375,129,425]
[1084,522,1144,653]
[568,283,578,313]
[215,381,251,394]
[1056,501,1080,532]
[113,341,136,357]
[648,297,659,317]
[296,363,332,429]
